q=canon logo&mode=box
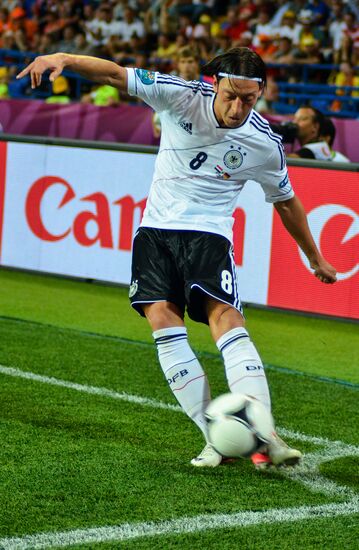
[25,176,147,251]
[299,204,359,281]
[25,175,246,264]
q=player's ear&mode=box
[258,83,265,97]
[213,75,219,93]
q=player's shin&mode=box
[216,327,271,411]
[153,327,210,439]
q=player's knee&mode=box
[142,301,184,331]
[207,301,245,338]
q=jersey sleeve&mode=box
[126,67,190,113]
[257,143,295,203]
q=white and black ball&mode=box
[205,393,274,458]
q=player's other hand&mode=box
[310,257,337,284]
[16,53,65,89]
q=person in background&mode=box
[82,84,120,106]
[288,106,350,161]
[45,75,71,104]
[288,105,324,157]
[329,61,359,112]
[0,66,9,99]
[320,117,351,162]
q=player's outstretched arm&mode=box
[16,53,127,91]
[274,195,337,284]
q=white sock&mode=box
[153,327,210,439]
[216,327,271,411]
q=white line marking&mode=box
[1,363,359,547]
[0,365,181,412]
[0,499,358,550]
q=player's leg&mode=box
[143,301,214,449]
[185,232,301,469]
[129,228,219,466]
[206,299,271,411]
[207,298,302,468]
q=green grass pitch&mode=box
[0,268,358,549]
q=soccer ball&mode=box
[205,393,275,458]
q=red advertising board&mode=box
[268,166,359,319]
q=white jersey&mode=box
[304,141,350,163]
[126,68,294,243]
[332,150,351,163]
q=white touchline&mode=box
[0,365,182,412]
[0,499,358,550]
[0,365,359,536]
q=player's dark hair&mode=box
[202,47,267,87]
[320,117,336,146]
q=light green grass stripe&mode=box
[0,499,358,550]
[1,315,358,390]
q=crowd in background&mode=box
[0,0,358,112]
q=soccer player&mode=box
[17,48,337,470]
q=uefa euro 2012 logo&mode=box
[136,69,156,85]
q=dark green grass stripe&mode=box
[0,314,358,391]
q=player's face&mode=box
[293,107,319,144]
[213,77,262,128]
[178,57,199,81]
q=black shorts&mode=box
[129,227,243,324]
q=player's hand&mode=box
[310,257,337,284]
[16,53,65,89]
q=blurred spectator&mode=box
[328,1,347,63]
[58,25,77,54]
[152,33,177,60]
[342,12,359,65]
[82,84,120,106]
[251,9,276,47]
[255,75,279,113]
[0,66,9,99]
[297,9,325,49]
[329,61,359,111]
[320,116,350,162]
[117,7,145,47]
[173,45,201,80]
[235,30,253,48]
[93,4,122,45]
[37,33,58,55]
[270,0,296,27]
[43,11,67,42]
[9,6,38,45]
[168,0,214,24]
[268,36,297,81]
[276,10,301,46]
[222,6,248,42]
[45,76,71,104]
[72,31,98,56]
[0,8,10,37]
[292,35,324,66]
[254,34,278,61]
[304,0,330,27]
[81,3,102,47]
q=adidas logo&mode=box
[179,121,193,134]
